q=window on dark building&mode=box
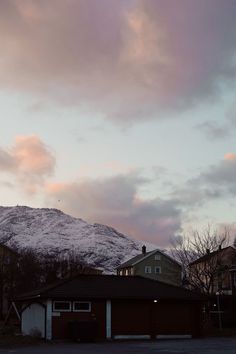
[154,254,161,261]
[145,266,152,273]
[53,301,71,312]
[155,266,162,274]
[73,301,91,312]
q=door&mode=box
[21,303,45,338]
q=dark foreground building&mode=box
[17,275,204,341]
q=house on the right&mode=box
[189,246,236,327]
[189,246,236,295]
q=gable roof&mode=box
[117,250,154,269]
[117,249,181,269]
[17,274,202,301]
[189,246,236,266]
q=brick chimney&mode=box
[142,245,146,255]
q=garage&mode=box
[17,274,204,341]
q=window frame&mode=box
[145,266,152,274]
[155,266,162,274]
[53,301,71,312]
[154,254,161,261]
[73,301,91,312]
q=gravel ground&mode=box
[0,337,236,354]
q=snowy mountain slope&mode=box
[0,206,156,273]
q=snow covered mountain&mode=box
[0,206,156,273]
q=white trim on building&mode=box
[106,300,112,339]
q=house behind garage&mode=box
[17,274,204,341]
[117,246,182,286]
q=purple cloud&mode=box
[45,174,182,246]
[0,1,236,123]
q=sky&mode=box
[1,0,236,246]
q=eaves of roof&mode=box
[16,274,203,302]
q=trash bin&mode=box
[68,320,97,342]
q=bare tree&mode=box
[171,224,231,294]
[2,249,102,318]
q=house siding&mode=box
[133,251,182,286]
[51,299,106,340]
[189,246,236,294]
[111,299,202,339]
[112,300,151,337]
[152,300,201,337]
[22,298,202,341]
[18,275,204,341]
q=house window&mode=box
[154,255,161,261]
[145,266,152,273]
[155,266,162,274]
[73,301,91,312]
[125,269,129,275]
[53,301,71,312]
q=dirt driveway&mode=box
[0,337,236,354]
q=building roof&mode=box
[117,251,154,269]
[17,274,202,302]
[117,249,181,269]
[189,246,236,266]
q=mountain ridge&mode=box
[0,206,157,273]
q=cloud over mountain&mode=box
[46,174,182,245]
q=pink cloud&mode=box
[13,135,55,175]
[0,135,55,193]
[224,153,236,161]
[0,1,236,123]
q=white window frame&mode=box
[154,254,161,261]
[73,301,91,312]
[155,266,162,274]
[53,301,71,312]
[145,266,152,274]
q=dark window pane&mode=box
[54,301,70,311]
[74,302,90,311]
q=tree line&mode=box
[0,248,99,318]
